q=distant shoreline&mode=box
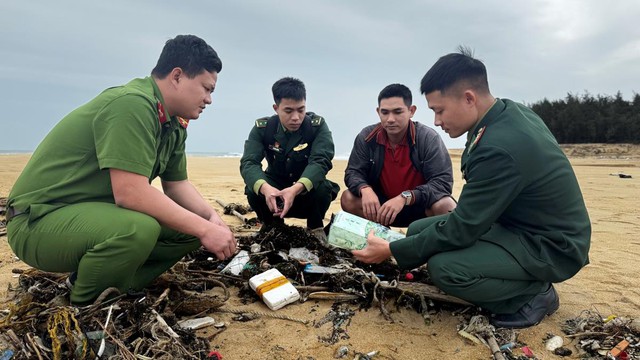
[3,144,638,159]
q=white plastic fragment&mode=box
[177,316,217,330]
[545,335,563,351]
[220,250,249,275]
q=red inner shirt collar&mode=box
[375,121,416,146]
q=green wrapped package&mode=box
[327,211,405,250]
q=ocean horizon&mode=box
[0,150,353,160]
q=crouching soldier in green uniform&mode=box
[353,47,591,329]
[6,35,236,306]
[240,77,340,241]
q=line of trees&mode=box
[530,92,640,144]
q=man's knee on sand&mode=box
[426,196,457,216]
[340,189,363,215]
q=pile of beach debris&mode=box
[561,310,640,359]
[6,207,636,360]
[0,220,468,359]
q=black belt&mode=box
[6,206,25,223]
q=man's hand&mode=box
[277,183,305,218]
[208,211,229,228]
[360,187,381,221]
[351,230,392,263]
[200,223,237,260]
[259,183,282,214]
[377,196,405,226]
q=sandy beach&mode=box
[1,145,639,359]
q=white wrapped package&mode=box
[249,268,300,310]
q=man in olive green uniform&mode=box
[6,35,236,306]
[353,47,591,328]
[240,77,339,240]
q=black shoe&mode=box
[490,285,559,329]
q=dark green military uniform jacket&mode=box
[240,113,335,194]
[391,99,591,282]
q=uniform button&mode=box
[289,173,293,177]
[287,158,290,161]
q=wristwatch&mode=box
[400,190,412,206]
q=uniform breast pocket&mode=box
[290,149,310,163]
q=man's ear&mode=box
[170,67,183,86]
[464,90,477,106]
[409,105,417,116]
[272,103,278,112]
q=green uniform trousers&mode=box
[7,202,200,305]
[245,175,339,229]
[407,215,548,314]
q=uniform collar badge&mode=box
[157,101,167,125]
[178,117,190,129]
[468,126,486,153]
[293,143,308,151]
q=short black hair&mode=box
[378,83,412,107]
[151,35,222,79]
[272,77,306,105]
[420,45,489,96]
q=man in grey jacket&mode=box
[341,83,456,227]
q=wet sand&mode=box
[1,146,638,359]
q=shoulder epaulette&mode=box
[310,115,324,126]
[255,117,269,128]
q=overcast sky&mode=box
[2,0,639,157]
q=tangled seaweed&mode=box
[0,221,467,359]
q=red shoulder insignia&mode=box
[157,101,167,125]
[468,126,485,153]
[178,117,190,129]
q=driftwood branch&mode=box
[484,331,507,360]
[397,281,472,306]
[215,199,250,224]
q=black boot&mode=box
[490,284,559,328]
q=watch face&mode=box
[402,191,411,198]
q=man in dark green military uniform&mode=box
[6,35,236,306]
[240,77,339,240]
[353,47,591,329]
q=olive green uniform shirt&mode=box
[391,99,591,282]
[8,77,188,222]
[240,113,335,193]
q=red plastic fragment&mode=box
[521,346,535,358]
[208,351,223,359]
[405,272,414,281]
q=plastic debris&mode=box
[304,264,346,274]
[404,272,414,281]
[220,250,249,275]
[610,339,630,358]
[499,342,515,351]
[177,316,217,330]
[288,247,320,264]
[334,345,349,358]
[208,350,223,359]
[545,335,563,351]
[521,346,535,358]
[0,350,14,360]
[250,243,261,253]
